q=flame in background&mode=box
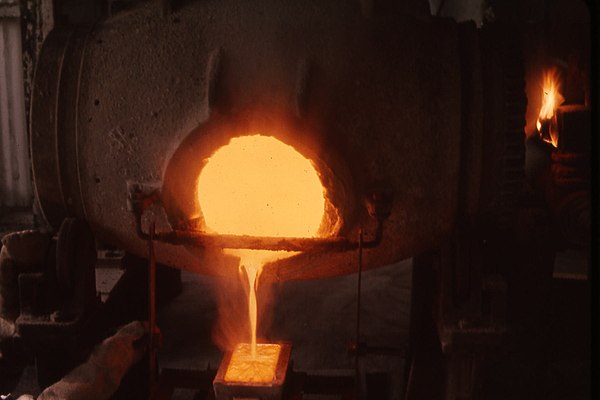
[536,69,565,147]
[197,135,326,359]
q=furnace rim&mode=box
[160,111,356,277]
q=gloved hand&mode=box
[37,321,148,400]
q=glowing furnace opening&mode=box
[196,135,328,375]
[196,135,327,238]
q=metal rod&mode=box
[130,195,386,252]
[135,224,383,252]
[355,229,364,399]
[148,221,157,388]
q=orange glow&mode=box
[197,135,325,238]
[232,249,291,358]
[536,69,564,147]
[197,135,326,359]
[224,343,281,383]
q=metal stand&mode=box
[148,221,158,395]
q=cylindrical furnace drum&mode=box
[30,0,525,281]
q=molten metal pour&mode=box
[227,249,296,361]
[197,135,327,384]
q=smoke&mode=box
[211,268,249,352]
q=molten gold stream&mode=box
[230,249,295,359]
[197,135,326,377]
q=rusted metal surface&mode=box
[29,0,520,280]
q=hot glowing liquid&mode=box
[227,249,296,359]
[224,343,281,383]
[197,135,326,359]
[197,135,325,238]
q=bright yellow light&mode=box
[537,69,565,148]
[197,135,327,359]
[197,135,325,238]
[224,343,281,383]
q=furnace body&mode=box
[30,0,524,280]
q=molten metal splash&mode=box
[536,69,565,147]
[197,135,325,359]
